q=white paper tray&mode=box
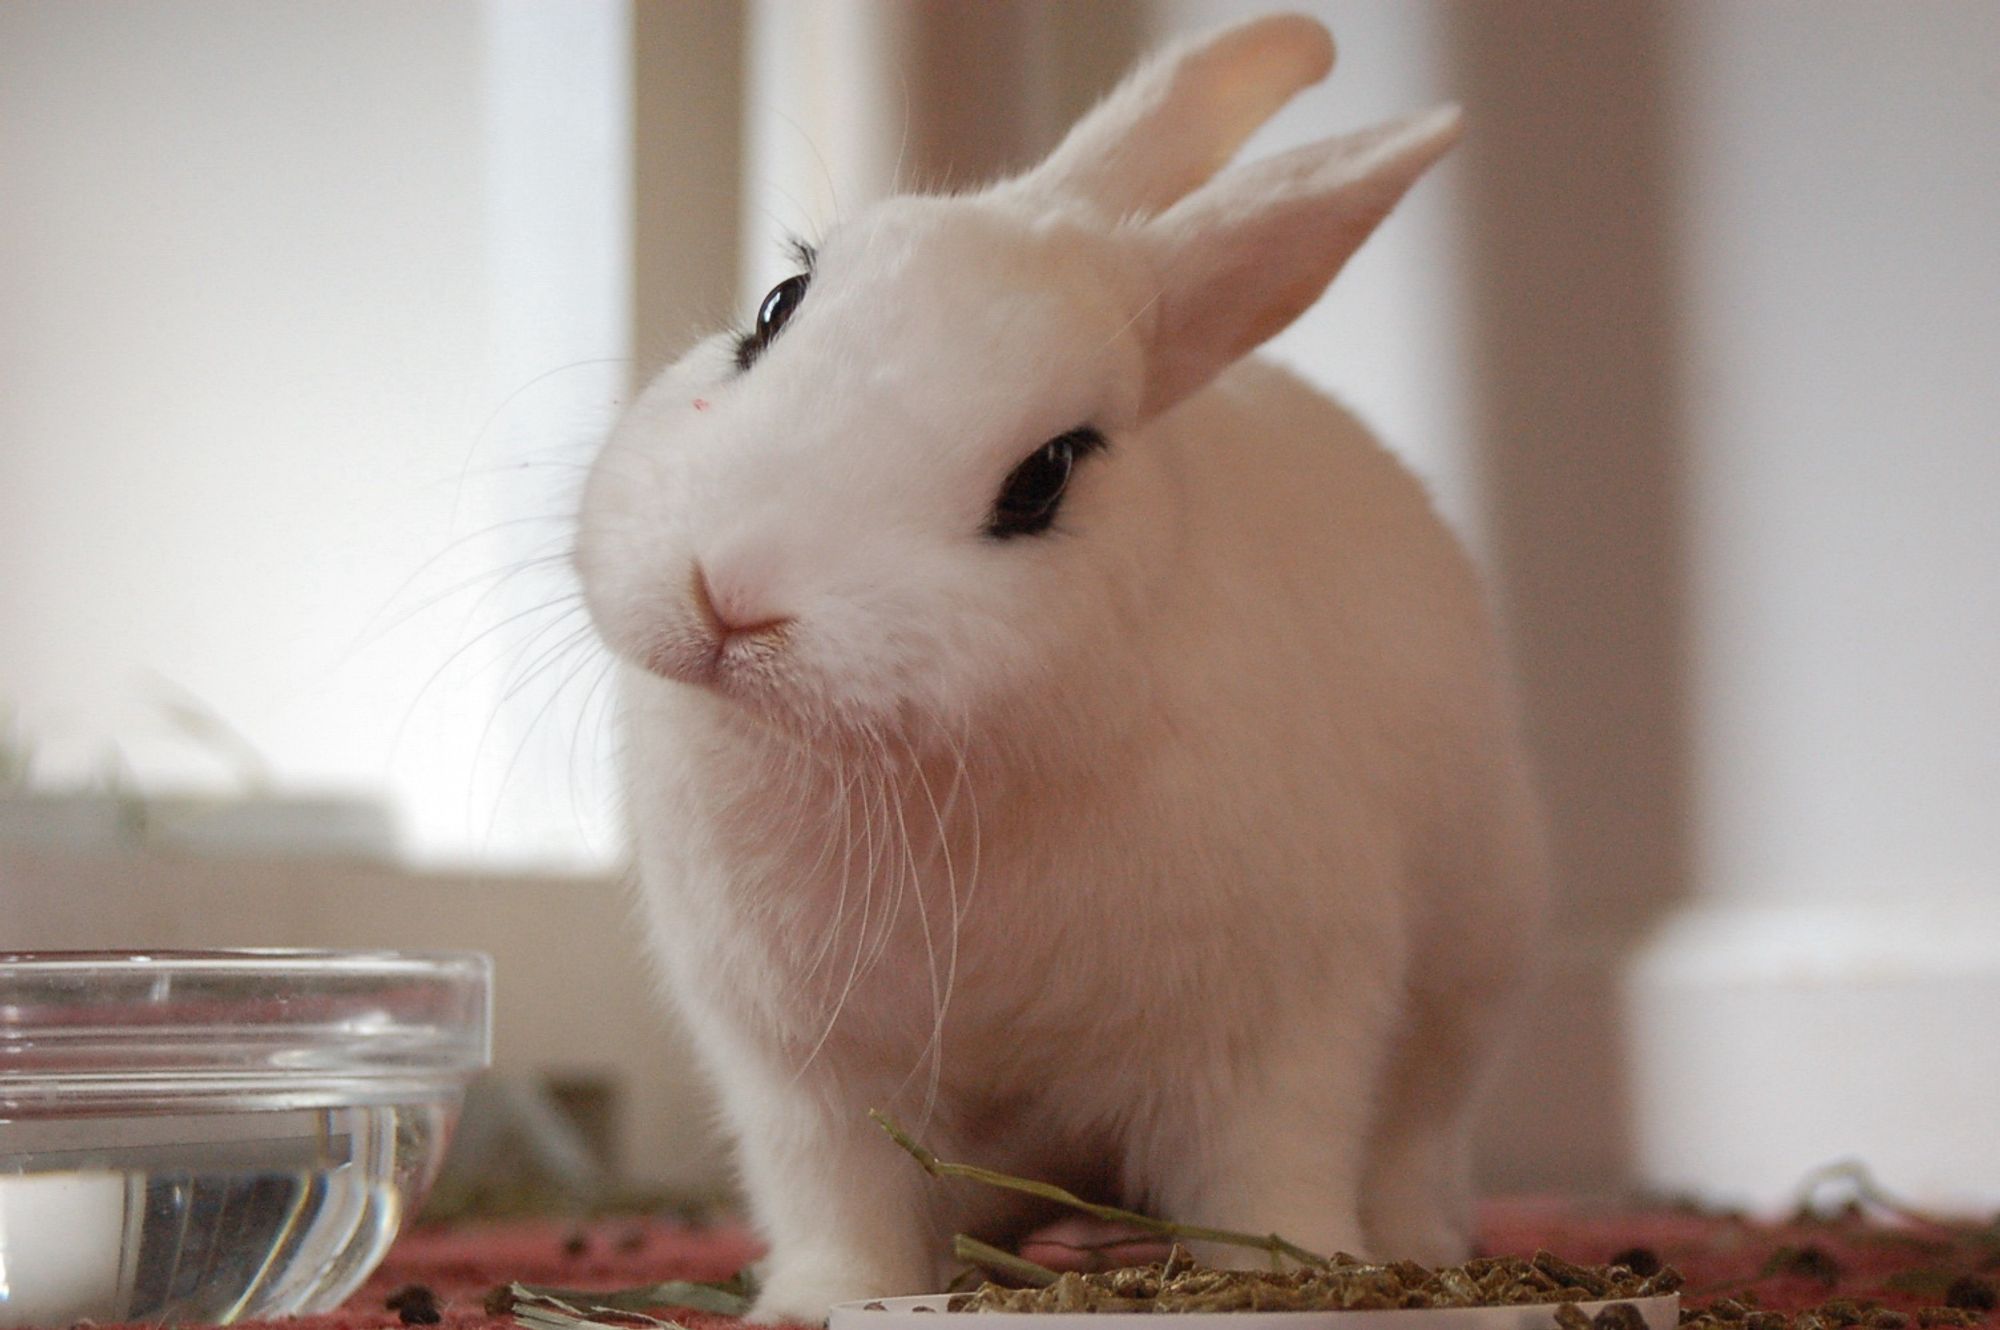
[830,1293,1680,1330]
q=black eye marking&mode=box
[987,426,1107,540]
[735,240,817,372]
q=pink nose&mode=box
[691,564,793,642]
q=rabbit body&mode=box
[581,15,1545,1323]
[611,355,1542,1313]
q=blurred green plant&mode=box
[0,682,276,843]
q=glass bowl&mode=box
[0,949,491,1328]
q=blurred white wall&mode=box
[1674,1,2000,916]
[1629,0,2000,1208]
[0,0,627,867]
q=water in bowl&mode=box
[0,1101,451,1328]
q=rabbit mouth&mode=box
[635,620,950,749]
[641,620,792,692]
[636,615,853,730]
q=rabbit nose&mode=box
[691,562,793,642]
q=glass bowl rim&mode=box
[1,948,491,1105]
[0,947,486,973]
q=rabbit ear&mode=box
[1017,14,1335,219]
[1135,106,1461,419]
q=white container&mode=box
[830,1293,1681,1330]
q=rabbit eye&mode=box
[736,272,810,370]
[987,426,1105,539]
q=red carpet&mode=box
[225,1200,2000,1330]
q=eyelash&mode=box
[733,239,818,372]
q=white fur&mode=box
[576,15,1546,1323]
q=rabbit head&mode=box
[577,13,1460,739]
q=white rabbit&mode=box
[577,13,1546,1323]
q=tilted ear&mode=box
[1136,106,1462,419]
[1014,14,1335,219]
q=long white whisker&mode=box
[791,745,857,1080]
[476,626,606,857]
[950,708,983,925]
[777,713,846,974]
[390,593,587,763]
[879,729,943,1123]
[351,516,581,654]
[797,740,861,987]
[855,725,907,982]
[900,723,962,1127]
[797,731,883,1081]
[452,356,631,531]
[361,548,576,652]
[499,616,602,708]
[564,648,621,853]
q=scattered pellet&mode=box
[386,1283,442,1326]
[1944,1278,1996,1313]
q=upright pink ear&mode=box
[1136,105,1462,419]
[1014,14,1335,219]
